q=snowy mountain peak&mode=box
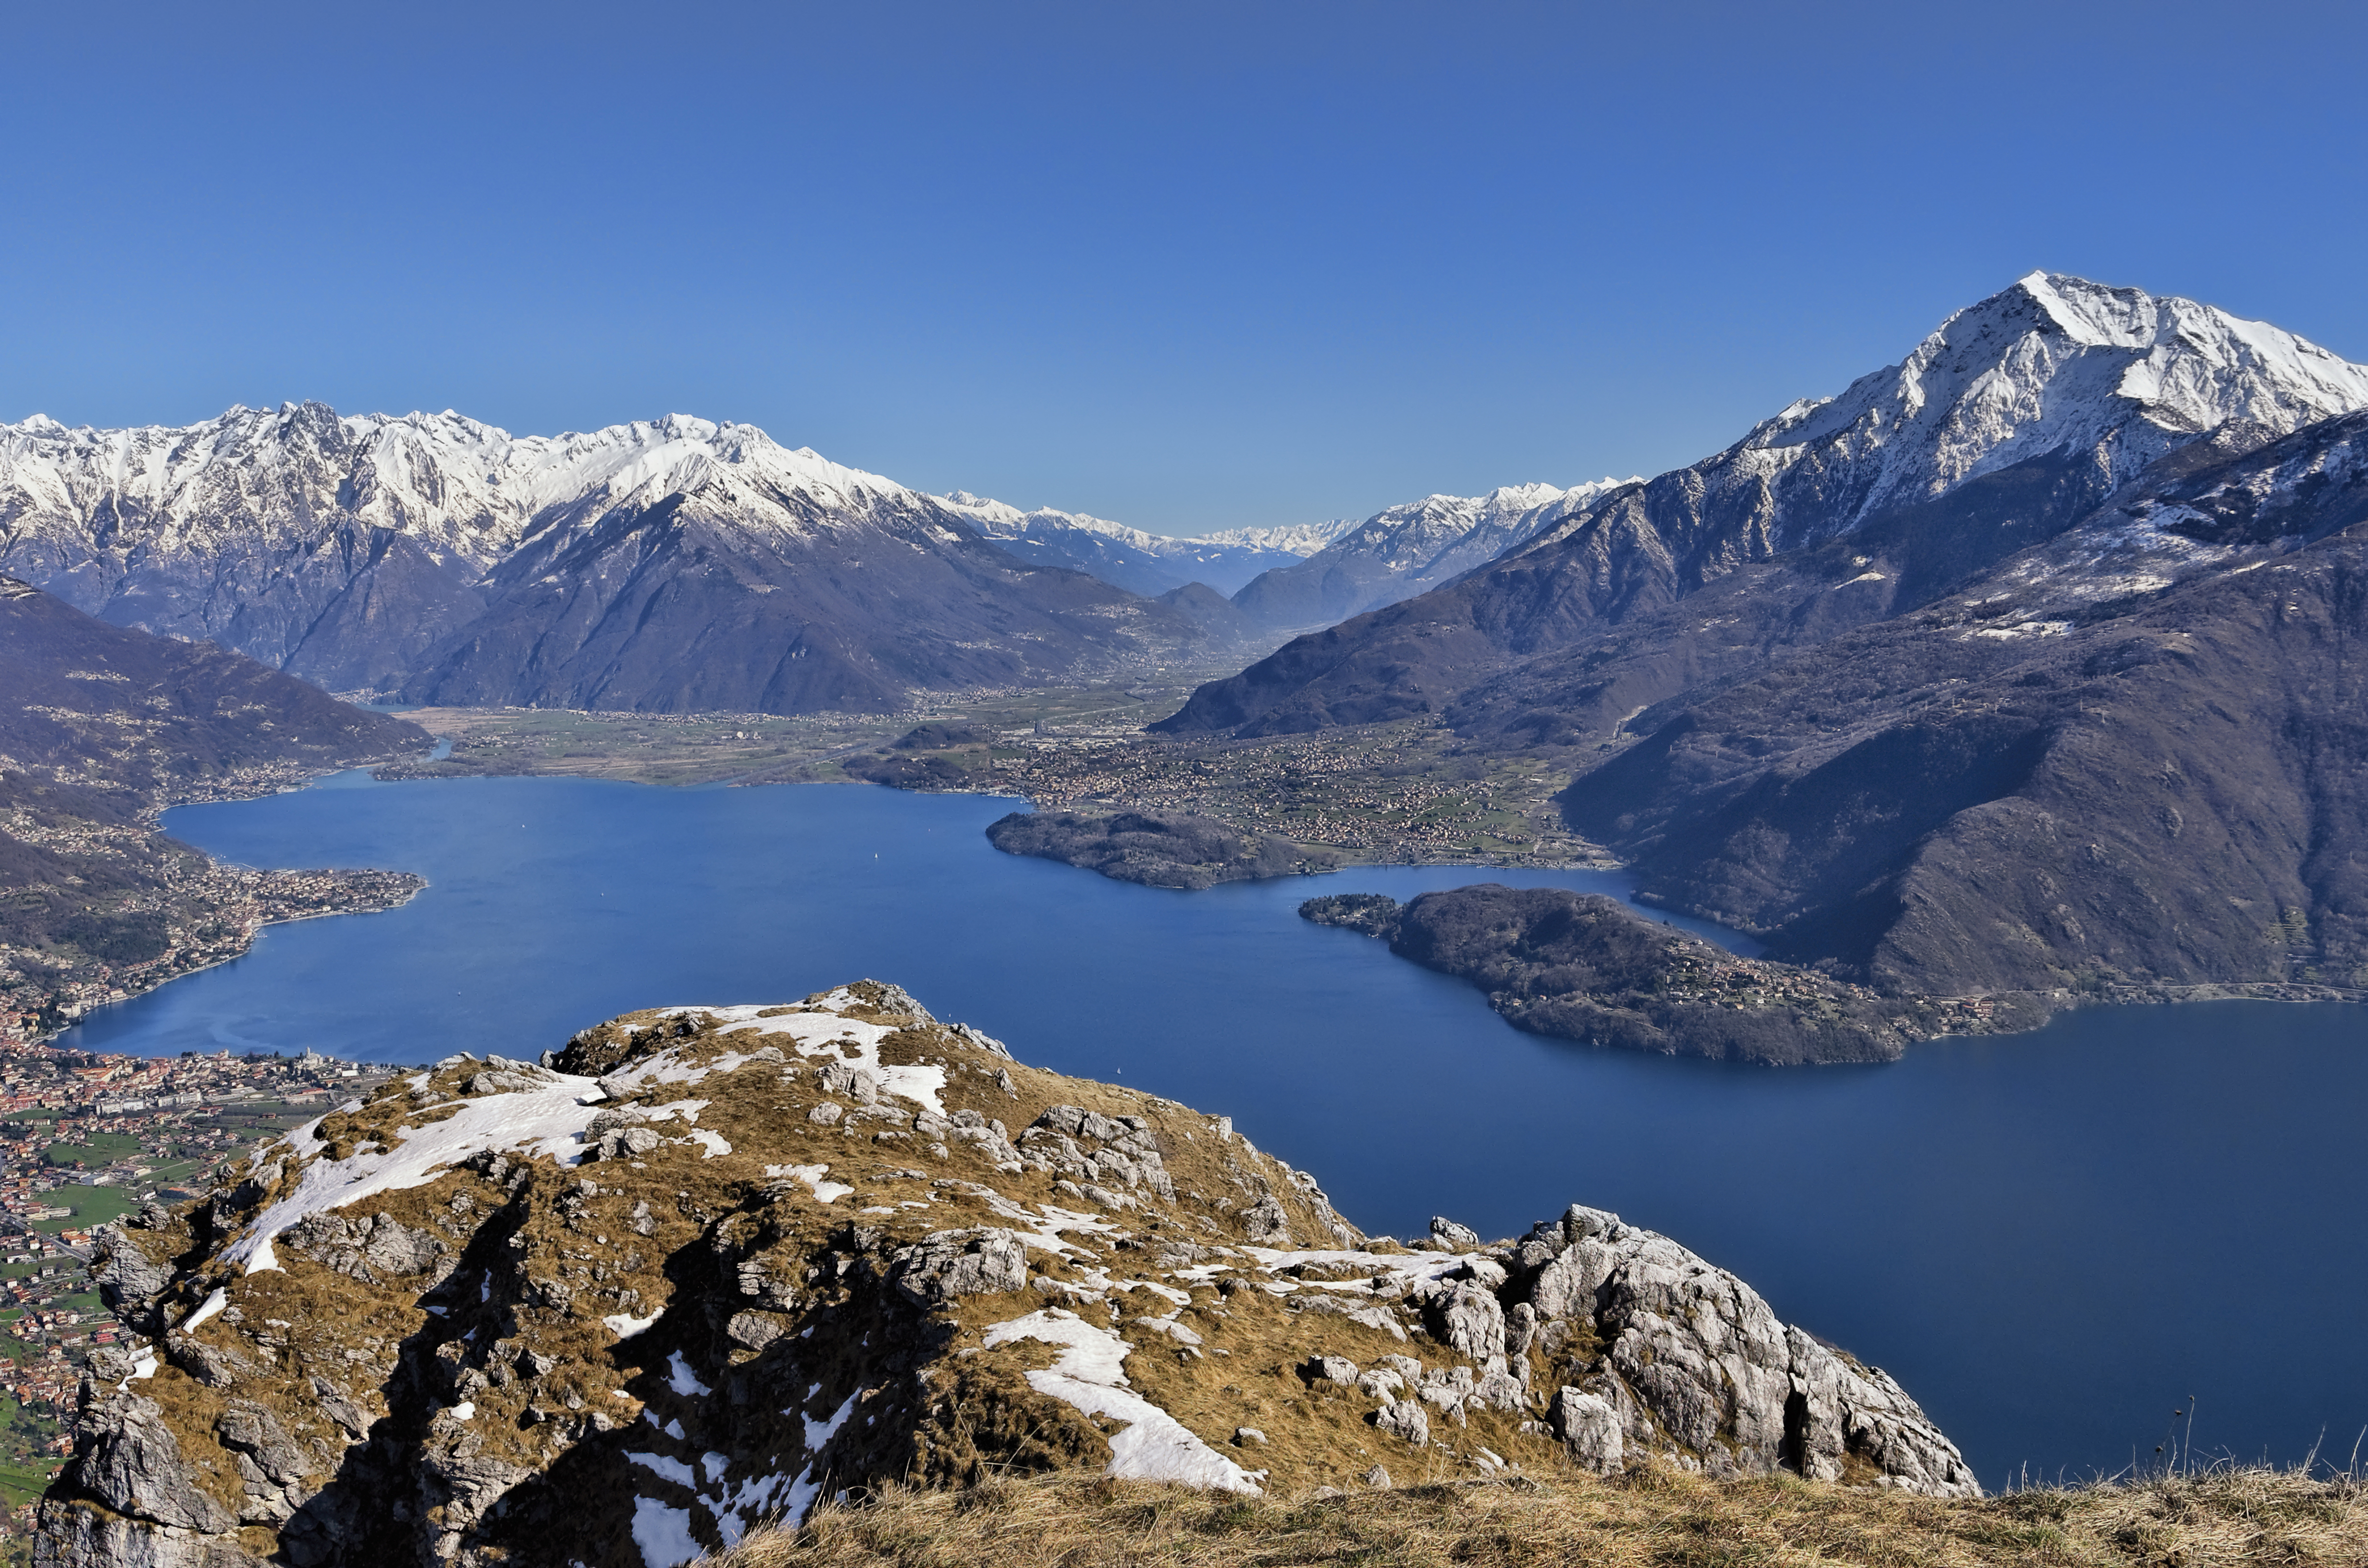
[1729,272,2368,541]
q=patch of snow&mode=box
[627,1450,699,1488]
[224,1067,607,1274]
[684,1004,948,1114]
[765,1163,854,1203]
[804,1390,858,1452]
[451,1402,476,1421]
[606,1311,662,1339]
[629,1494,704,1568]
[1969,620,2073,640]
[667,1351,711,1397]
[701,1452,729,1483]
[686,1129,731,1159]
[982,1309,1263,1494]
[181,1287,229,1335]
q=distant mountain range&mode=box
[1226,480,1638,632]
[0,410,1231,712]
[1158,271,2368,997]
[0,407,1611,714]
[935,492,1358,597]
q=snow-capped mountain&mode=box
[1522,270,2368,564]
[934,492,1355,597]
[1231,479,1638,630]
[0,405,1220,710]
[1161,271,2368,737]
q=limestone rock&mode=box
[886,1228,1028,1306]
[1430,1216,1482,1250]
[283,1212,447,1281]
[1552,1387,1625,1472]
[65,1391,236,1533]
[1372,1399,1429,1447]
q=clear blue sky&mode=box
[4,1,2362,533]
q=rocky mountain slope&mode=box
[42,982,1974,1567]
[1555,416,2368,994]
[0,408,1225,712]
[1227,482,1632,633]
[937,493,1355,598]
[1158,273,2368,737]
[0,576,428,1031]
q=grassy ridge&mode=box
[704,1466,2368,1568]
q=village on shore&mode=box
[0,1024,391,1540]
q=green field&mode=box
[0,1394,62,1508]
[28,1186,134,1233]
[41,1131,142,1169]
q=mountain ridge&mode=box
[1156,272,2368,738]
[0,407,1229,710]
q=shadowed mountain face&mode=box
[0,576,426,797]
[1561,418,2368,995]
[0,577,427,1007]
[1156,273,2368,739]
[0,408,1226,711]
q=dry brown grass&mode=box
[697,1464,2368,1568]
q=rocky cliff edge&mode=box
[38,981,1974,1568]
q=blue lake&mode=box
[72,770,2368,1489]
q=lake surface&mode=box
[75,771,2368,1488]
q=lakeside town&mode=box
[0,1028,391,1556]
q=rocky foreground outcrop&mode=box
[40,981,1973,1568]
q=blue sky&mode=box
[4,0,2363,533]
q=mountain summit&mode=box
[1157,272,2368,737]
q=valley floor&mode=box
[381,698,1608,870]
[712,1465,2368,1568]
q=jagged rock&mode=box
[727,1311,791,1352]
[65,1391,237,1532]
[1418,1280,1507,1374]
[1552,1387,1625,1472]
[1303,1355,1358,1387]
[32,1499,264,1567]
[818,1062,881,1105]
[1418,1364,1476,1414]
[165,1334,246,1390]
[1510,1206,1977,1494]
[591,1126,664,1161]
[308,1377,375,1441]
[808,1102,844,1126]
[1373,1399,1429,1447]
[1356,1368,1404,1400]
[1430,1217,1482,1250]
[90,1225,174,1314]
[283,1212,447,1281]
[1241,1195,1292,1245]
[886,1228,1028,1306]
[218,1402,312,1524]
[1471,1369,1530,1414]
[1361,1465,1392,1489]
